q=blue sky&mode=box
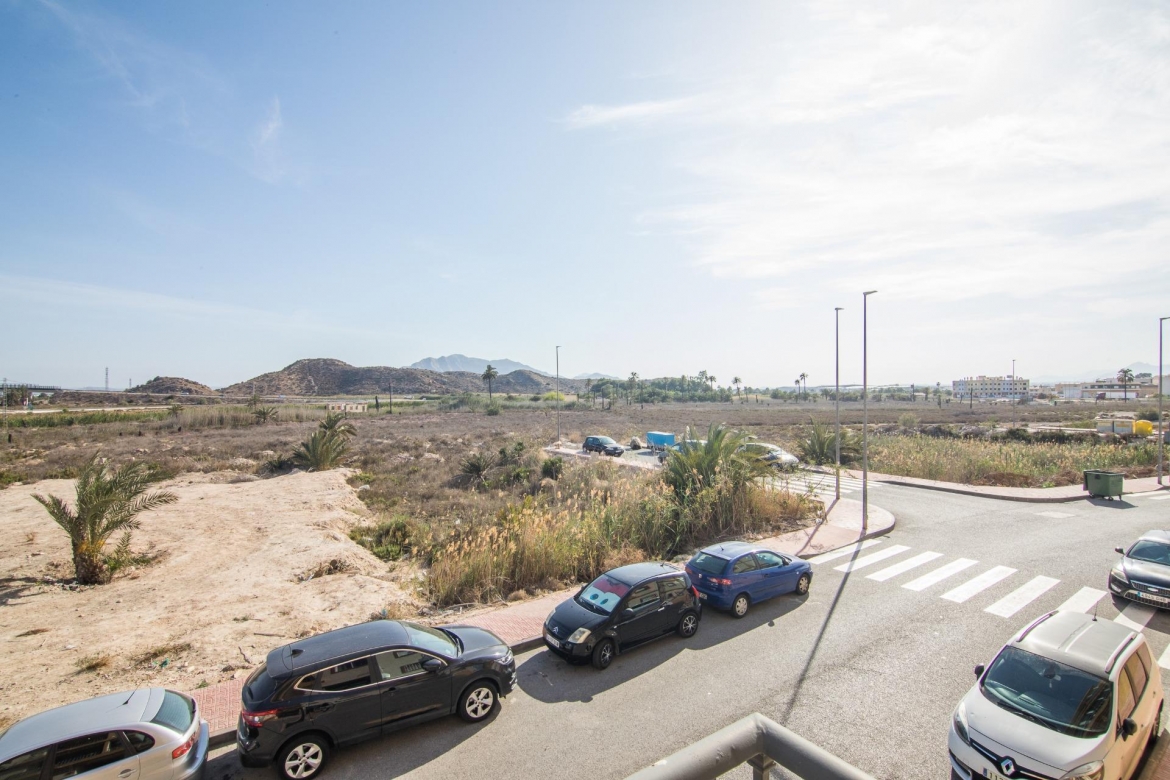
[2,1,1168,390]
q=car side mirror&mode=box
[422,658,444,672]
[1115,546,1125,555]
[621,608,636,621]
[973,664,985,679]
[1122,717,1137,739]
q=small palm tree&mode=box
[460,452,497,489]
[33,456,177,585]
[320,413,356,438]
[167,403,182,418]
[482,365,499,401]
[253,406,279,424]
[246,393,262,410]
[733,376,742,400]
[293,428,350,470]
[1117,368,1134,402]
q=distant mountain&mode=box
[410,354,548,376]
[130,377,216,395]
[574,373,620,380]
[220,358,584,396]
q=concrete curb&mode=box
[875,478,1088,504]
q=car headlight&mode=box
[568,628,592,644]
[1061,761,1103,780]
[1111,567,1129,584]
[952,703,971,746]
[500,649,513,666]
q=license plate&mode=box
[544,632,561,648]
[697,592,707,600]
[1144,592,1170,605]
[983,769,1007,780]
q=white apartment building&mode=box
[952,375,1030,400]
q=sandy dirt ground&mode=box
[0,469,415,728]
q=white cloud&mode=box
[565,1,1170,310]
[250,97,289,183]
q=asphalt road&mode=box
[210,486,1170,780]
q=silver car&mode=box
[0,688,208,780]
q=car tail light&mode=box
[241,709,279,728]
[691,586,701,599]
[172,732,196,760]
[715,578,732,586]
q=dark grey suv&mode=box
[1110,530,1170,609]
[237,620,515,779]
[583,436,624,456]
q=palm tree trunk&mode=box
[73,549,111,585]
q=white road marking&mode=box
[984,576,1061,618]
[805,539,882,565]
[834,545,911,573]
[942,566,1017,603]
[903,558,979,592]
[1034,511,1073,518]
[1157,643,1170,670]
[867,551,944,582]
[1144,494,1170,501]
[1115,603,1157,632]
[1056,587,1108,614]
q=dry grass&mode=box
[75,654,112,673]
[134,642,192,665]
[868,435,1159,487]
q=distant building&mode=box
[326,402,367,413]
[1056,380,1157,401]
[952,375,1029,400]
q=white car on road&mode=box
[949,610,1162,780]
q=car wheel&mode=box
[677,610,699,638]
[731,593,750,619]
[458,681,499,723]
[277,734,330,780]
[796,574,811,596]
[592,638,615,670]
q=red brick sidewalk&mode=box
[193,496,893,746]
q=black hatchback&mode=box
[543,562,701,670]
[237,620,515,779]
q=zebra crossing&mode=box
[770,470,885,500]
[805,539,1170,665]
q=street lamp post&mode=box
[555,346,561,445]
[1011,359,1016,428]
[834,307,843,501]
[862,291,877,533]
[1160,317,1168,485]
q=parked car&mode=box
[739,442,799,468]
[543,562,701,670]
[0,688,209,780]
[583,436,624,457]
[949,610,1163,780]
[685,542,812,618]
[656,439,706,464]
[237,620,515,780]
[1110,531,1170,610]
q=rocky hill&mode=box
[219,359,583,397]
[129,376,217,396]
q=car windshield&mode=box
[577,574,631,614]
[980,646,1112,737]
[597,437,617,445]
[690,552,729,576]
[1127,541,1170,566]
[403,622,459,656]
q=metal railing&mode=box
[626,713,876,780]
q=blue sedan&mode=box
[684,542,812,618]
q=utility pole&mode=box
[105,367,109,393]
[3,377,8,444]
[388,382,393,415]
[862,291,877,533]
[555,346,561,444]
[1160,317,1168,485]
[834,306,843,501]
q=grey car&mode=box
[1110,530,1170,609]
[0,688,208,780]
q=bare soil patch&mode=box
[0,469,416,726]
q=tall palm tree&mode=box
[584,378,594,409]
[1117,368,1135,402]
[33,455,178,585]
[627,372,639,406]
[733,376,742,401]
[482,364,499,401]
[794,379,801,400]
[799,372,808,399]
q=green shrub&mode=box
[1136,409,1162,422]
[485,403,501,416]
[349,515,420,561]
[796,421,861,465]
[1003,426,1031,442]
[541,457,564,480]
[897,413,920,429]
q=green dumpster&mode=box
[1083,470,1124,500]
